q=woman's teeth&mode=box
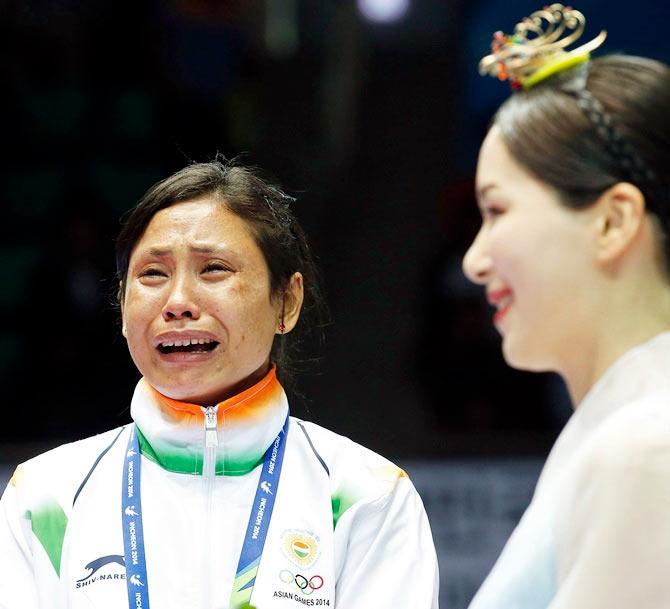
[160,338,215,348]
[158,338,218,354]
[496,295,512,311]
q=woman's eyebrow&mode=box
[190,244,220,254]
[476,182,497,201]
[144,244,224,257]
[147,246,170,257]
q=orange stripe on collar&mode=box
[143,365,281,423]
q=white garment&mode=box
[0,370,439,609]
[469,332,670,609]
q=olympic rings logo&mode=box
[279,569,324,595]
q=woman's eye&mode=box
[483,206,505,220]
[203,263,231,274]
[140,268,166,278]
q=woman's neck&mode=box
[563,282,670,406]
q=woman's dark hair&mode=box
[116,159,328,391]
[492,54,670,266]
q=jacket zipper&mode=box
[202,405,219,609]
[203,405,219,478]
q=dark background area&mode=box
[2,0,669,462]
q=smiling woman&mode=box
[463,4,670,609]
[0,160,439,609]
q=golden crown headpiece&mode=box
[479,4,607,90]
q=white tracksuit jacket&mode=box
[0,368,439,608]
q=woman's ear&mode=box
[119,283,128,338]
[593,182,646,264]
[277,272,304,334]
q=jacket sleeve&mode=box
[0,472,39,609]
[551,412,670,609]
[334,475,439,609]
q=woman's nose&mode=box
[162,275,201,321]
[462,229,492,285]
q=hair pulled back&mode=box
[493,54,670,265]
[115,159,328,392]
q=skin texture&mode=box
[463,128,599,374]
[121,197,304,405]
[462,127,670,404]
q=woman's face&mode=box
[462,128,599,372]
[122,197,285,404]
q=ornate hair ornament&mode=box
[479,4,607,90]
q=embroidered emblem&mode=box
[281,529,321,568]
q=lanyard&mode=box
[122,416,290,609]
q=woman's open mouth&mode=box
[157,338,219,355]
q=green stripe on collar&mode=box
[136,427,264,476]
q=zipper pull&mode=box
[203,405,219,448]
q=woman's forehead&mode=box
[131,199,257,257]
[476,130,513,190]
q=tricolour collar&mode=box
[130,366,288,476]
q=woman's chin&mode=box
[501,336,549,372]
